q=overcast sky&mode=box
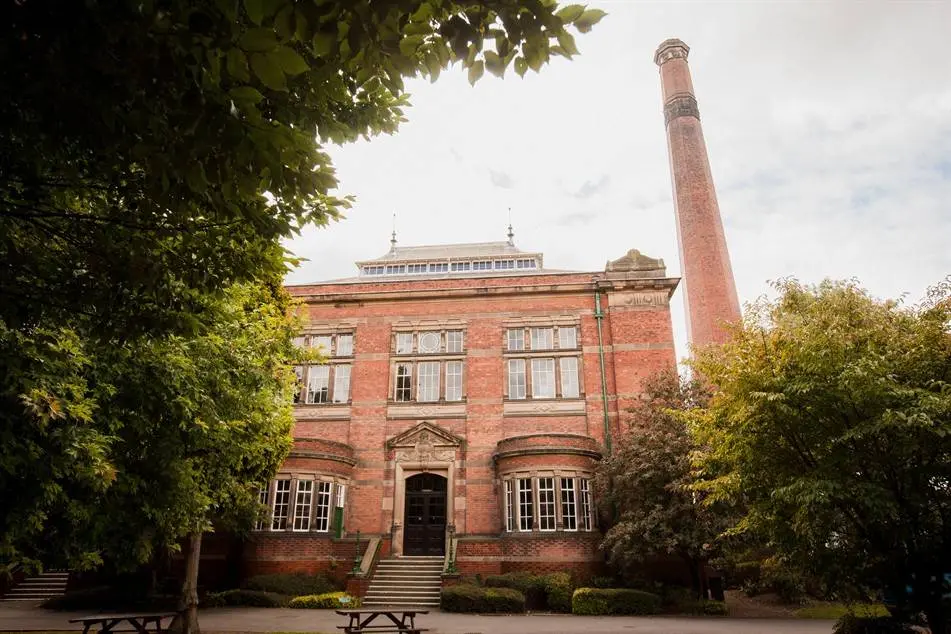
[285,1,951,362]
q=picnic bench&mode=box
[68,612,179,634]
[335,609,429,634]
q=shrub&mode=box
[832,615,915,634]
[675,599,729,616]
[441,584,526,613]
[203,589,287,608]
[590,576,616,589]
[571,588,661,616]
[242,572,336,596]
[288,591,359,609]
[544,572,574,613]
[43,587,177,611]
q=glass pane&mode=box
[332,365,351,403]
[446,331,463,353]
[531,358,555,398]
[558,326,577,349]
[417,361,440,402]
[307,366,330,403]
[507,329,525,351]
[312,336,332,355]
[336,334,354,356]
[396,333,414,354]
[446,361,463,401]
[395,364,412,401]
[530,328,553,350]
[560,357,580,398]
[508,359,526,400]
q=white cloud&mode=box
[285,1,951,362]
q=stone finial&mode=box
[654,38,689,66]
[605,249,666,274]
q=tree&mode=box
[596,370,729,598]
[1,0,605,336]
[690,278,951,632]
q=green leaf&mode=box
[575,8,608,33]
[250,52,287,91]
[271,46,309,75]
[239,28,278,52]
[410,3,433,22]
[524,42,547,72]
[399,35,425,57]
[226,48,251,82]
[484,51,505,77]
[312,31,335,57]
[229,86,264,104]
[274,5,294,41]
[186,163,208,193]
[557,31,579,57]
[555,4,586,22]
[243,0,264,25]
[514,56,528,77]
[467,60,484,86]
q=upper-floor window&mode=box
[504,324,582,400]
[407,263,427,274]
[392,328,466,403]
[516,259,537,269]
[295,332,354,357]
[451,261,471,272]
[494,259,515,270]
[472,261,492,271]
[293,333,354,405]
[429,262,448,273]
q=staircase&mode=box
[2,570,69,602]
[363,556,442,608]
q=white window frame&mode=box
[255,485,269,531]
[530,327,553,350]
[418,331,441,354]
[417,361,440,402]
[558,326,577,349]
[293,366,305,404]
[335,483,347,508]
[307,365,330,404]
[332,364,351,403]
[312,335,332,355]
[537,477,556,531]
[314,481,333,532]
[446,330,463,353]
[336,334,354,357]
[445,360,463,402]
[560,478,577,531]
[504,480,515,532]
[580,478,593,531]
[507,328,525,351]
[508,359,527,400]
[395,363,413,401]
[560,357,580,398]
[518,478,534,532]
[293,480,314,531]
[396,333,414,354]
[531,358,556,398]
[271,479,291,531]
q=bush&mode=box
[675,599,729,616]
[590,576,616,589]
[544,572,574,613]
[288,591,359,609]
[441,584,526,613]
[571,588,661,616]
[832,615,915,634]
[203,589,287,608]
[242,572,336,596]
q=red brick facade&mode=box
[243,243,679,583]
[655,39,741,348]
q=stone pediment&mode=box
[605,249,666,274]
[386,421,464,451]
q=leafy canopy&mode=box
[690,278,951,628]
[597,370,729,595]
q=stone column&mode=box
[655,39,741,348]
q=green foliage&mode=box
[832,615,915,634]
[242,572,337,597]
[674,599,729,616]
[544,572,574,613]
[571,587,661,615]
[741,563,808,604]
[596,370,729,594]
[690,278,951,629]
[287,592,359,609]
[590,575,617,588]
[203,589,288,608]
[796,603,890,620]
[440,584,526,613]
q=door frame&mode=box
[403,472,448,556]
[392,461,455,557]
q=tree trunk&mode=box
[686,556,703,599]
[699,560,710,600]
[176,532,202,634]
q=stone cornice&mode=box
[287,449,357,466]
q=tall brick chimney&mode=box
[655,39,741,348]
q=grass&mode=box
[794,602,890,619]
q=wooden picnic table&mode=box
[335,609,429,634]
[68,612,179,634]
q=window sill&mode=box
[293,403,352,421]
[387,402,467,419]
[502,399,586,416]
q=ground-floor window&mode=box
[256,476,348,534]
[501,473,595,533]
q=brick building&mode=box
[244,237,679,593]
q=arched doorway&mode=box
[403,473,447,556]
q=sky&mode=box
[284,1,951,363]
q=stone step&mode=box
[362,601,440,608]
[374,565,443,572]
[370,579,441,586]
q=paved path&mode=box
[0,603,835,633]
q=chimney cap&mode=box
[654,38,689,66]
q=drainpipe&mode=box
[594,286,612,455]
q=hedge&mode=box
[677,599,729,616]
[42,587,177,611]
[288,591,359,609]
[242,572,336,596]
[571,588,661,616]
[832,615,915,634]
[441,584,526,613]
[203,589,288,608]
[483,571,574,612]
